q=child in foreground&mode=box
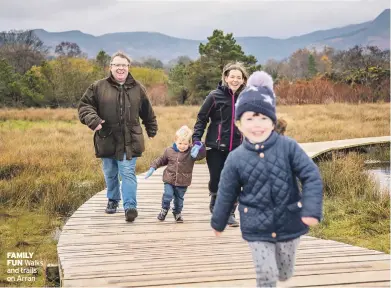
[211,71,324,288]
[145,125,206,223]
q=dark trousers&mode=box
[206,148,239,214]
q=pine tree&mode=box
[307,54,318,78]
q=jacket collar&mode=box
[107,72,136,89]
[242,131,278,152]
[217,81,245,96]
[172,143,180,152]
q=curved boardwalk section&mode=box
[299,136,390,158]
[57,136,390,287]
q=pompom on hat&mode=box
[235,71,277,122]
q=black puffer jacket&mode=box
[193,82,244,151]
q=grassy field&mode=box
[0,103,390,286]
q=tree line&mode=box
[0,29,389,107]
[168,30,390,104]
[0,30,168,107]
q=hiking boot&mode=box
[173,212,184,223]
[125,208,138,222]
[157,208,168,221]
[105,200,119,214]
[227,214,239,227]
[209,193,217,214]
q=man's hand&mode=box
[301,217,319,226]
[213,229,222,237]
[94,120,105,131]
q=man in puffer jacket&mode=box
[211,71,323,288]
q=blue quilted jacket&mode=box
[211,131,323,242]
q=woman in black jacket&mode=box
[192,62,248,227]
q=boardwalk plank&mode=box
[58,136,390,287]
[63,260,389,279]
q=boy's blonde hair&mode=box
[175,125,193,142]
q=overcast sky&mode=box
[0,0,389,40]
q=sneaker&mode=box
[173,212,184,223]
[125,208,138,222]
[227,214,239,227]
[105,200,119,214]
[157,208,168,221]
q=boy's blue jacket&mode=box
[211,131,323,242]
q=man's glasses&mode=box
[111,63,129,68]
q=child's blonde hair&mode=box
[175,125,193,143]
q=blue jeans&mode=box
[102,154,137,210]
[162,183,187,214]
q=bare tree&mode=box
[263,59,285,81]
[0,30,48,74]
[288,48,311,79]
[332,45,390,73]
[55,41,83,58]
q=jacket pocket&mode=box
[238,205,265,234]
[216,123,228,151]
[182,173,192,185]
[285,201,307,231]
[130,125,145,154]
[287,202,302,213]
[94,128,116,158]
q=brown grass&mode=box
[0,103,388,213]
[277,103,390,142]
[0,104,389,286]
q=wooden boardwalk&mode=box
[299,136,390,158]
[57,136,390,287]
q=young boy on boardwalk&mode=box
[145,125,206,223]
[211,71,324,288]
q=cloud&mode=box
[0,0,389,39]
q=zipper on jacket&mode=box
[119,85,126,153]
[229,91,235,151]
[174,153,179,186]
[216,123,222,142]
[119,85,124,123]
[217,107,224,150]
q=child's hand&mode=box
[145,167,155,179]
[213,229,222,237]
[301,217,319,226]
[191,142,203,158]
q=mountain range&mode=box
[33,9,390,64]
